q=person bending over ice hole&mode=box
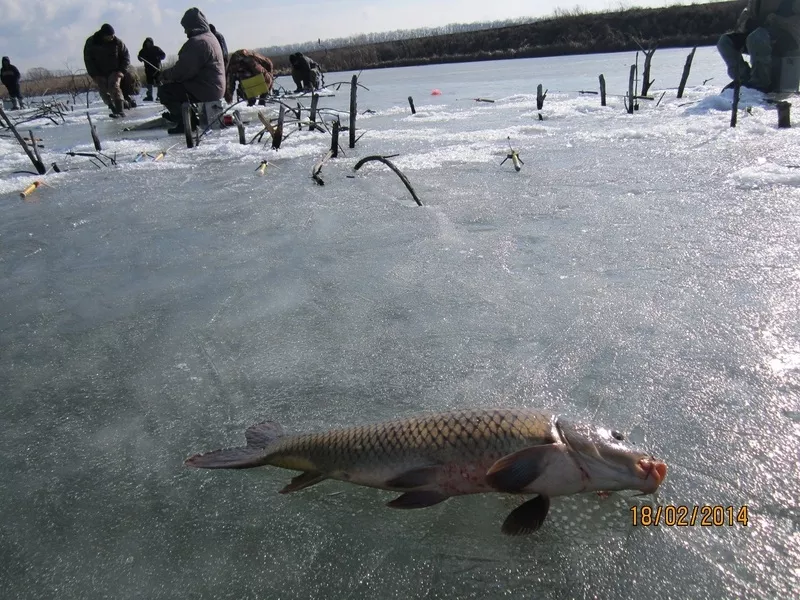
[83,23,131,118]
[289,52,324,92]
[717,0,800,93]
[138,37,166,101]
[225,49,274,106]
[158,7,225,135]
[1,57,24,110]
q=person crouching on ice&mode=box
[289,52,324,93]
[158,8,225,135]
[717,0,800,93]
[225,49,274,106]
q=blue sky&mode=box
[1,0,720,73]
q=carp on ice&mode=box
[185,408,667,535]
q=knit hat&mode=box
[100,23,115,36]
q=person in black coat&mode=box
[1,56,24,109]
[137,38,166,101]
[208,24,229,68]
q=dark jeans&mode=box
[159,82,196,124]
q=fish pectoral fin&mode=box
[385,466,441,490]
[485,444,557,493]
[245,421,284,448]
[386,491,449,509]
[501,495,551,535]
[279,471,327,494]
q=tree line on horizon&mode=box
[263,0,745,74]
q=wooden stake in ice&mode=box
[0,105,47,174]
[86,112,102,151]
[536,84,547,110]
[599,74,607,106]
[349,74,358,149]
[640,45,657,96]
[331,120,340,158]
[677,47,696,99]
[408,96,416,114]
[232,110,246,145]
[777,101,792,128]
[626,65,636,114]
[310,93,320,132]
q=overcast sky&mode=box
[1,0,722,73]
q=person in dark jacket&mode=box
[209,24,229,68]
[83,23,130,117]
[137,37,166,101]
[289,52,324,92]
[1,56,24,109]
[159,8,226,134]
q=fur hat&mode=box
[100,23,115,36]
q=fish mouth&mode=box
[636,458,667,493]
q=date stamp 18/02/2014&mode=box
[630,505,750,527]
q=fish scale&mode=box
[265,409,555,473]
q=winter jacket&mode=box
[160,8,225,102]
[137,38,166,81]
[212,30,229,65]
[83,31,130,78]
[225,49,273,101]
[1,57,21,92]
[737,0,800,53]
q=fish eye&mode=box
[611,430,625,441]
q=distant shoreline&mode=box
[269,1,740,75]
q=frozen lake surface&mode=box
[1,47,799,599]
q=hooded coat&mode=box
[1,57,22,97]
[83,29,130,78]
[138,38,166,83]
[160,8,225,102]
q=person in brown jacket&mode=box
[224,49,273,105]
[159,7,226,134]
[83,23,130,118]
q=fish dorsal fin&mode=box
[245,421,284,448]
[501,495,551,535]
[486,444,556,493]
[279,471,327,494]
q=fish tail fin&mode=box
[184,421,285,469]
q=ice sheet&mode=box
[1,47,798,599]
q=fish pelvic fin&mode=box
[501,495,550,535]
[184,420,285,469]
[279,471,327,494]
[485,444,556,493]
